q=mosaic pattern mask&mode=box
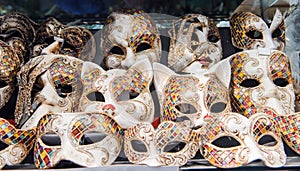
[154,62,230,128]
[230,9,285,50]
[0,118,36,169]
[33,17,96,61]
[124,121,199,166]
[79,58,154,128]
[227,49,294,117]
[101,9,161,69]
[0,40,21,109]
[168,14,222,74]
[200,112,286,168]
[14,55,85,129]
[34,112,123,169]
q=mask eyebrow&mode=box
[269,9,283,32]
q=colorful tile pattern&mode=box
[268,52,292,84]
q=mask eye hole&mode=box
[208,35,220,43]
[240,78,260,88]
[210,102,227,113]
[0,141,8,150]
[196,26,203,32]
[211,136,241,148]
[258,135,277,146]
[131,140,148,152]
[163,141,186,152]
[87,91,105,102]
[109,46,124,55]
[56,84,73,98]
[272,28,283,38]
[136,42,152,53]
[246,30,263,39]
[273,78,289,87]
[79,131,107,145]
[175,103,197,114]
[117,90,140,101]
[0,80,8,88]
[41,132,61,146]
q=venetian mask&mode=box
[0,118,36,169]
[168,14,222,74]
[0,40,21,109]
[223,49,295,117]
[0,12,37,65]
[101,9,161,69]
[124,121,200,166]
[230,9,285,50]
[34,112,123,169]
[154,62,230,128]
[33,17,96,61]
[79,58,154,128]
[14,55,85,129]
[200,112,286,168]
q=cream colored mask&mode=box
[168,14,222,74]
[0,40,21,109]
[200,112,286,168]
[34,112,123,169]
[101,9,161,69]
[217,49,295,117]
[154,62,230,128]
[14,55,85,129]
[230,9,285,50]
[79,58,154,128]
[124,121,199,166]
[0,118,36,169]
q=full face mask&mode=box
[33,17,96,61]
[223,49,294,117]
[0,118,36,169]
[79,58,154,128]
[124,121,200,166]
[14,55,85,129]
[34,112,123,169]
[0,40,21,109]
[0,12,37,64]
[168,14,222,74]
[200,112,286,168]
[230,9,285,50]
[154,62,230,128]
[101,9,161,69]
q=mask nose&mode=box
[121,47,135,69]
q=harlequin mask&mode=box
[0,118,36,169]
[0,40,21,109]
[33,17,96,61]
[230,9,285,50]
[154,62,230,128]
[223,49,294,117]
[200,112,286,168]
[101,9,161,69]
[168,14,222,74]
[124,121,199,166]
[79,58,154,128]
[14,55,85,129]
[0,12,37,64]
[34,112,123,169]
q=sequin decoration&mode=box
[70,113,124,145]
[268,52,292,84]
[230,53,257,117]
[112,69,147,99]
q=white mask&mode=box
[154,62,230,128]
[79,58,154,128]
[124,121,200,166]
[101,9,161,69]
[168,14,222,74]
[34,112,123,168]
